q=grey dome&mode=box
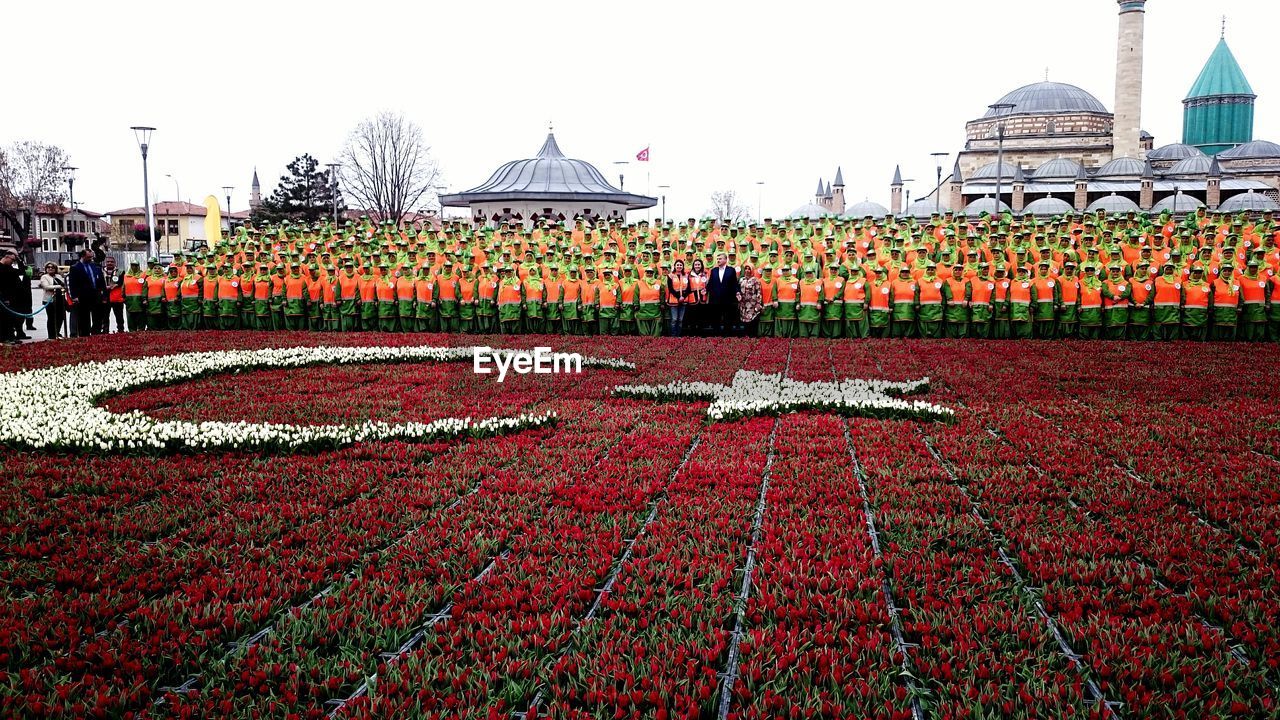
[1218,191,1280,212]
[1151,193,1205,213]
[787,203,833,220]
[846,200,890,218]
[1168,154,1214,176]
[969,161,1020,180]
[1218,139,1280,159]
[1086,194,1142,213]
[982,81,1109,117]
[1095,156,1146,178]
[1022,197,1076,216]
[1032,158,1084,180]
[1148,143,1205,162]
[905,198,943,219]
[441,133,656,209]
[964,197,1012,215]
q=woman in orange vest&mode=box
[635,266,664,337]
[666,259,691,337]
[162,266,182,330]
[686,259,708,336]
[179,266,202,331]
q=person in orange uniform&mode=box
[284,262,310,331]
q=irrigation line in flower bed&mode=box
[983,426,1262,677]
[838,419,927,720]
[1028,407,1262,561]
[510,432,707,719]
[919,431,1120,720]
[325,548,512,716]
[714,341,792,720]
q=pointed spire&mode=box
[824,182,832,197]
[536,132,566,159]
[891,164,903,185]
[951,159,964,183]
[1075,164,1089,182]
[1012,164,1027,183]
[1185,37,1255,100]
[1208,156,1222,177]
[816,178,826,196]
[251,167,260,189]
[833,167,845,187]
[1141,159,1155,180]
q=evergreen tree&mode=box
[252,154,345,225]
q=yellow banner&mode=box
[202,195,222,249]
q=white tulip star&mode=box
[613,371,953,423]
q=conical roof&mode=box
[833,167,845,187]
[1185,39,1255,100]
[440,132,656,210]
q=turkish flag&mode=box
[636,147,649,162]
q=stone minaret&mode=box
[890,165,903,215]
[1113,0,1147,159]
[249,168,262,211]
[831,167,846,215]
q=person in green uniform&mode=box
[123,260,147,331]
[843,264,868,339]
[1031,261,1057,339]
[523,269,544,334]
[544,264,563,334]
[1010,266,1034,340]
[145,258,166,330]
[1128,260,1154,341]
[821,262,844,339]
[942,263,969,339]
[1055,262,1080,339]
[239,262,256,330]
[283,263,306,331]
[1100,264,1131,340]
[1240,260,1269,341]
[774,266,798,338]
[889,266,917,339]
[373,263,395,332]
[218,265,240,330]
[458,265,477,333]
[476,264,498,334]
[579,266,599,336]
[617,265,637,336]
[496,265,522,334]
[269,264,288,331]
[164,266,182,329]
[562,265,582,335]
[990,267,1011,340]
[337,262,359,332]
[180,268,202,330]
[1181,266,1211,341]
[1208,263,1238,341]
[1077,264,1104,340]
[967,264,994,339]
[636,267,663,337]
[918,263,947,339]
[796,265,822,338]
[437,261,459,333]
[598,267,619,336]
[1153,263,1183,341]
[868,266,891,338]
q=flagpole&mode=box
[646,142,651,223]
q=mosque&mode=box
[799,0,1280,219]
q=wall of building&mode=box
[966,114,1113,142]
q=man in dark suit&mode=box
[705,251,739,336]
[0,250,23,343]
[68,249,106,337]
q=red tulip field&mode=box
[2,332,1278,719]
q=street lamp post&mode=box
[756,181,765,223]
[987,103,1015,215]
[130,126,157,257]
[64,166,77,239]
[930,152,948,215]
[901,179,915,217]
[325,163,341,227]
[613,161,629,191]
[222,186,234,238]
[657,185,670,224]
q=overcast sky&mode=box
[10,0,1277,222]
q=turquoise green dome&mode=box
[1182,38,1255,155]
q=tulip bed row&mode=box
[3,332,1279,718]
[871,341,1277,718]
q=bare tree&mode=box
[340,112,441,225]
[0,141,71,254]
[705,190,752,224]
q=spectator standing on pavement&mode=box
[67,248,106,337]
[0,250,24,344]
[38,263,69,339]
[102,256,126,333]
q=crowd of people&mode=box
[6,207,1280,343]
